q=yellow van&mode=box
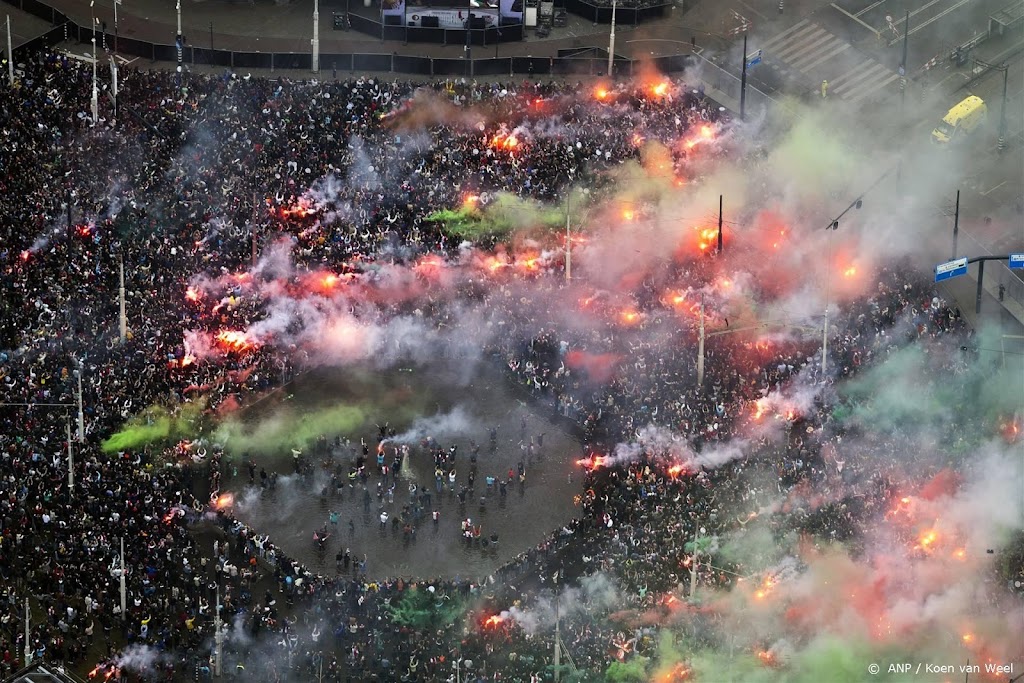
[932,96,987,144]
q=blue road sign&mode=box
[1010,254,1024,270]
[934,257,968,282]
[746,49,762,67]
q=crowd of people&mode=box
[0,45,1012,683]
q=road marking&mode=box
[855,0,891,17]
[981,181,1008,195]
[775,28,833,61]
[832,62,890,94]
[909,0,951,20]
[845,71,900,102]
[787,35,846,69]
[829,57,878,88]
[760,19,811,51]
[768,24,820,56]
[889,0,978,45]
[830,3,881,38]
[797,41,851,70]
[735,0,768,21]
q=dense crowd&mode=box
[0,46,1011,683]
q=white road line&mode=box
[829,58,877,87]
[888,0,977,45]
[735,0,769,21]
[760,19,811,51]
[776,29,835,62]
[768,24,820,57]
[909,0,950,20]
[788,36,846,69]
[844,71,900,101]
[830,3,882,38]
[797,41,851,71]
[832,62,890,93]
[981,181,1008,195]
[855,0,890,17]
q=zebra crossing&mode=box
[759,19,900,103]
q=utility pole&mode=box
[312,0,320,73]
[952,190,960,259]
[606,0,617,77]
[5,15,13,87]
[821,307,829,376]
[119,537,127,620]
[739,33,748,121]
[66,418,74,494]
[24,598,31,666]
[689,527,704,602]
[175,0,183,85]
[465,14,472,78]
[998,64,1007,153]
[899,10,908,108]
[114,0,119,54]
[119,254,127,342]
[553,590,561,681]
[717,194,724,254]
[696,298,705,386]
[76,365,85,443]
[564,192,572,281]
[90,3,98,123]
[214,586,224,676]
[109,54,118,120]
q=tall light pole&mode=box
[74,363,85,443]
[66,418,74,494]
[24,598,32,665]
[5,15,13,87]
[606,0,617,77]
[312,0,320,73]
[564,192,572,281]
[899,10,908,108]
[739,34,748,121]
[689,526,705,602]
[696,298,705,386]
[114,0,120,54]
[90,3,98,122]
[175,0,183,84]
[118,254,127,342]
[109,54,118,120]
[214,586,225,676]
[119,537,127,620]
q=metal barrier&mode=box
[692,52,796,118]
[1,0,694,77]
[562,0,671,24]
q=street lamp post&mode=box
[114,0,119,54]
[5,15,13,87]
[312,0,320,73]
[66,418,74,494]
[739,33,747,121]
[90,3,98,122]
[899,10,908,109]
[76,365,85,443]
[606,0,617,77]
[175,0,183,84]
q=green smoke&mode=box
[426,192,572,240]
[101,400,207,453]
[215,402,369,456]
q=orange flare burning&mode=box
[843,265,857,278]
[483,614,505,628]
[757,650,779,667]
[595,87,609,101]
[576,454,610,470]
[215,330,258,353]
[656,662,693,682]
[489,132,520,151]
[185,286,202,302]
[667,464,686,478]
[213,493,235,510]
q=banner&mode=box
[382,0,405,18]
[499,0,523,21]
[404,8,498,27]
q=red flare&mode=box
[213,493,234,510]
[482,614,505,628]
[215,330,258,353]
[185,286,202,302]
[576,454,610,470]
